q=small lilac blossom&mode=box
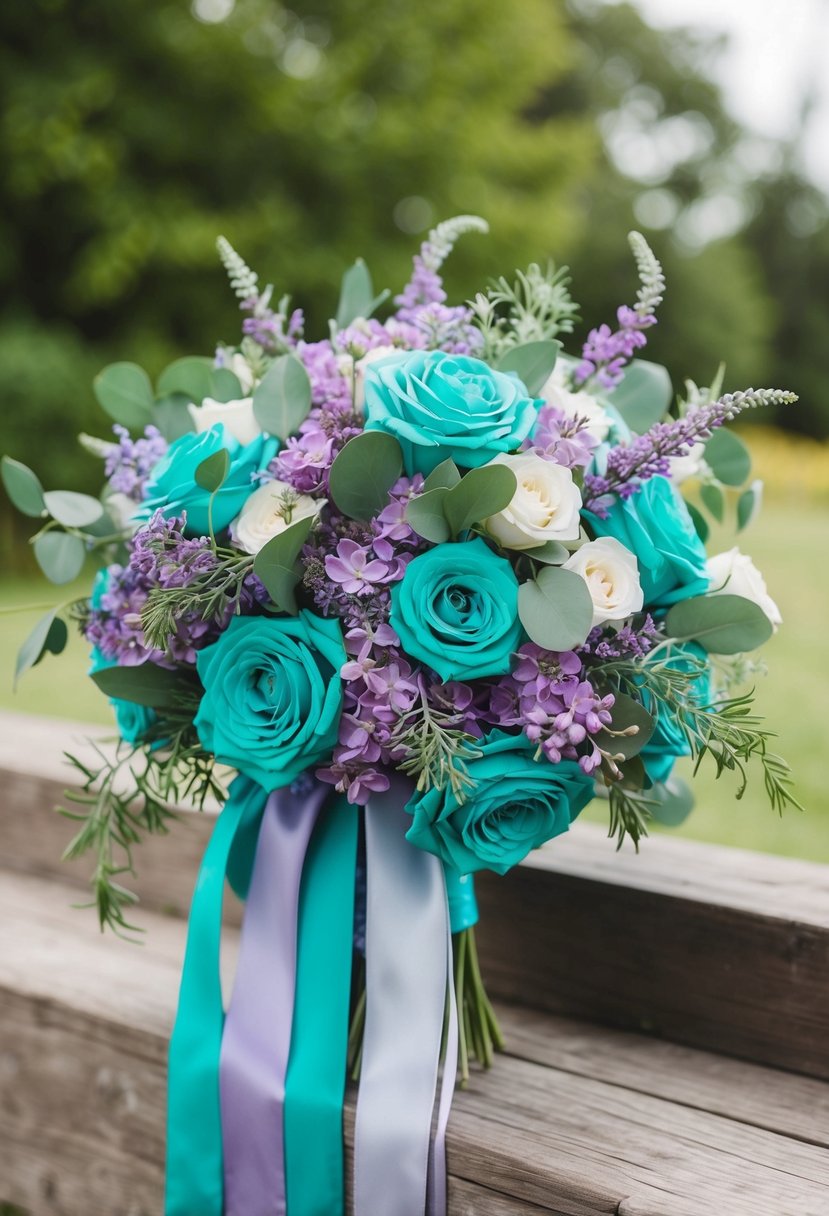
[324,539,390,595]
[525,405,599,470]
[104,425,168,501]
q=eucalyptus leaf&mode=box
[737,481,762,532]
[423,458,461,492]
[195,448,230,493]
[704,428,751,487]
[41,615,69,660]
[594,692,655,760]
[253,514,316,614]
[156,356,214,403]
[443,465,517,538]
[1,456,45,518]
[608,359,673,434]
[517,566,594,651]
[699,482,724,523]
[33,531,85,584]
[209,367,244,403]
[686,500,709,544]
[329,431,403,521]
[497,340,562,396]
[153,394,197,441]
[665,593,773,654]
[93,362,155,429]
[14,609,60,688]
[91,663,190,709]
[335,258,390,329]
[406,487,451,543]
[649,775,695,827]
[527,540,570,566]
[43,489,104,529]
[252,354,312,439]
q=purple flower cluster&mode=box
[490,644,614,774]
[580,614,660,661]
[241,299,304,353]
[394,234,482,355]
[85,560,167,668]
[104,425,168,501]
[574,304,656,390]
[525,404,599,470]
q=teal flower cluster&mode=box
[406,731,594,874]
[363,350,540,476]
[194,611,346,791]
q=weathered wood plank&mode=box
[2,870,829,1216]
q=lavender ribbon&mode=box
[219,780,327,1216]
[354,779,454,1216]
[428,911,458,1216]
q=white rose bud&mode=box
[541,377,612,443]
[707,547,782,630]
[104,491,141,535]
[668,440,709,485]
[563,537,644,627]
[188,397,262,447]
[229,353,256,395]
[484,452,582,549]
[344,345,401,412]
[232,479,323,556]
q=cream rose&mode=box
[668,441,709,485]
[484,452,582,549]
[563,537,644,627]
[541,378,612,443]
[188,396,261,447]
[707,547,781,630]
[231,479,323,556]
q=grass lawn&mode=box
[1,500,827,861]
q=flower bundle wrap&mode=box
[3,220,801,1214]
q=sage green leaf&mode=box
[517,566,594,651]
[686,500,709,543]
[209,367,244,402]
[649,775,695,826]
[33,531,85,584]
[1,456,46,518]
[91,663,189,709]
[443,465,517,538]
[406,487,451,543]
[737,482,761,532]
[497,340,562,395]
[665,593,773,654]
[699,482,724,523]
[156,356,214,403]
[42,615,69,659]
[252,354,312,439]
[704,428,751,487]
[527,540,569,566]
[43,489,104,529]
[616,754,648,792]
[423,458,461,492]
[82,509,116,540]
[153,394,196,441]
[93,362,155,429]
[594,692,655,760]
[253,514,315,614]
[195,448,230,493]
[335,258,390,329]
[14,609,62,688]
[329,431,403,521]
[608,359,673,433]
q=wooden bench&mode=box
[1,710,828,1215]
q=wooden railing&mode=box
[1,710,828,1215]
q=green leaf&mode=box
[253,515,316,614]
[14,610,63,689]
[1,456,45,518]
[153,394,196,441]
[209,368,244,403]
[608,359,673,433]
[406,487,451,543]
[704,428,751,487]
[93,362,155,429]
[649,775,695,827]
[737,481,762,532]
[91,663,189,709]
[43,489,104,529]
[685,500,709,544]
[195,449,230,493]
[527,540,570,565]
[335,259,390,329]
[41,615,69,660]
[497,340,562,396]
[33,531,85,584]
[517,566,594,651]
[594,692,655,760]
[443,465,517,538]
[665,593,773,655]
[329,431,403,521]
[156,356,214,403]
[252,354,312,439]
[423,458,461,492]
[699,482,724,523]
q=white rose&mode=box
[563,538,644,627]
[232,479,323,556]
[484,452,582,549]
[105,491,141,535]
[707,547,781,630]
[668,441,709,485]
[188,397,262,447]
[541,379,612,443]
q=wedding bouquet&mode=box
[3,217,799,1216]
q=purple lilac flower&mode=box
[324,539,392,595]
[242,301,304,353]
[104,425,168,500]
[580,614,660,661]
[524,404,599,470]
[574,307,654,391]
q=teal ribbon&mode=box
[444,866,478,932]
[164,776,268,1216]
[284,796,358,1216]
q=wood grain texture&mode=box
[2,870,829,1216]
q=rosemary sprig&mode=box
[389,684,483,802]
[140,549,254,653]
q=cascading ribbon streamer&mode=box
[354,777,458,1216]
[164,775,268,1216]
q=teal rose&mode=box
[585,475,708,608]
[364,350,541,476]
[389,538,522,682]
[194,611,346,791]
[641,643,710,785]
[138,423,278,536]
[406,730,594,875]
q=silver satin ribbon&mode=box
[354,778,456,1216]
